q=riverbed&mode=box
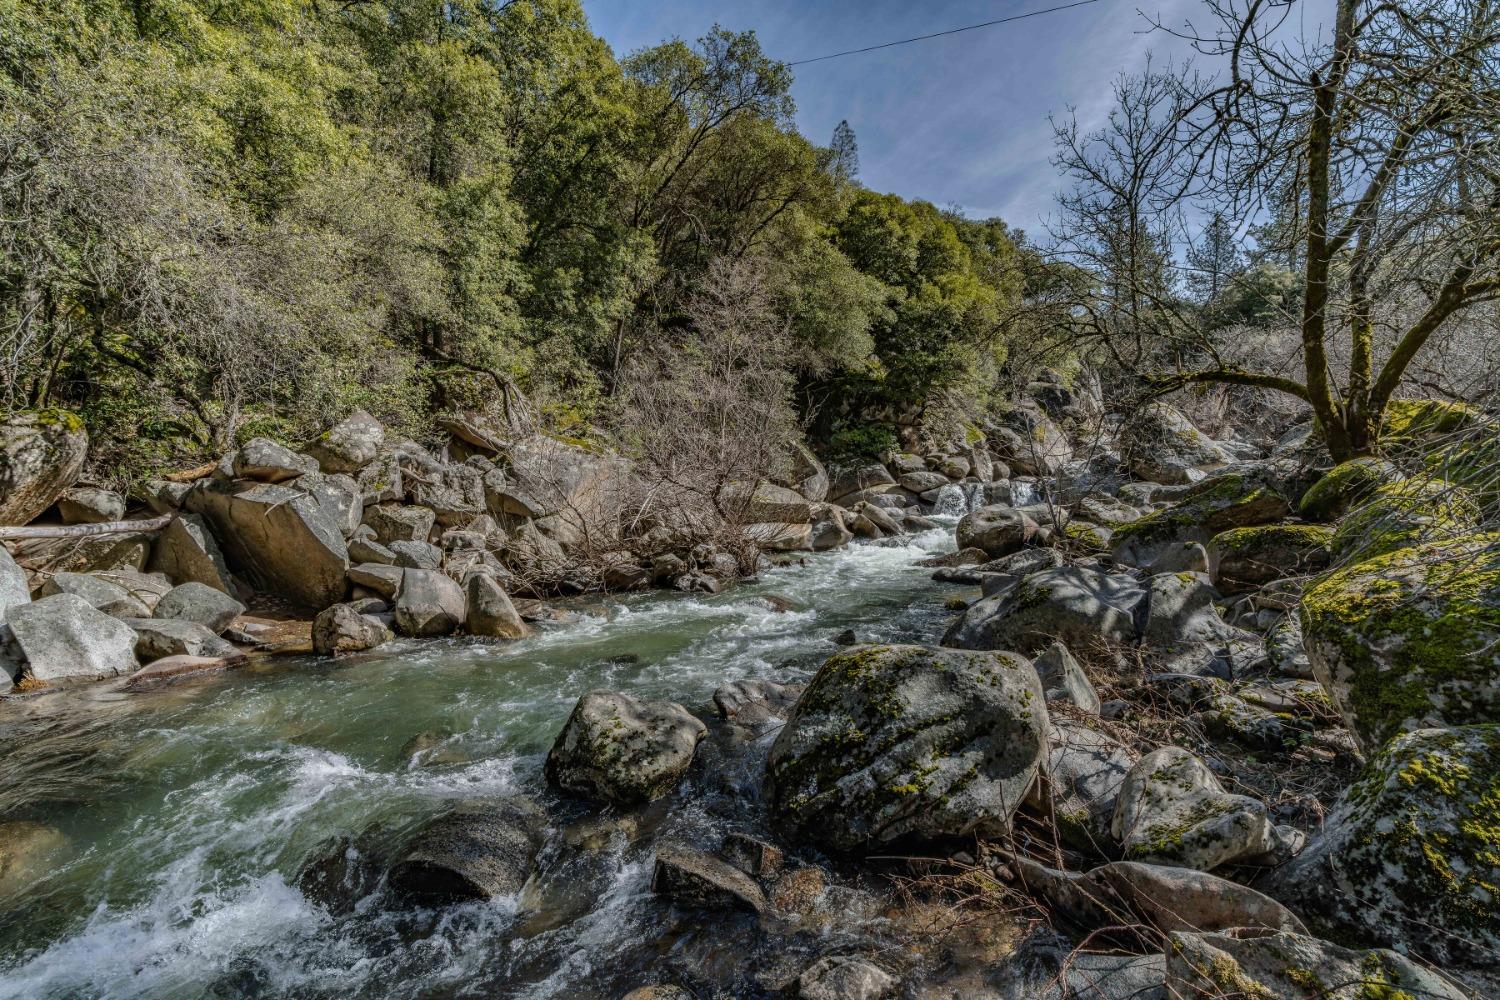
[0,525,973,999]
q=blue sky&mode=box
[581,0,1202,237]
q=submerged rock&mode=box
[545,690,707,807]
[796,955,895,1000]
[387,798,546,905]
[651,845,766,915]
[767,644,1047,853]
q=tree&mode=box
[1059,0,1500,462]
[829,119,859,183]
[1186,212,1242,306]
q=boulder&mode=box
[1118,402,1232,484]
[1330,478,1479,562]
[93,569,173,614]
[348,533,396,564]
[411,464,487,528]
[152,581,244,634]
[303,409,384,474]
[1144,541,1210,575]
[1032,642,1101,713]
[464,574,530,639]
[187,481,349,609]
[364,504,436,545]
[123,653,242,690]
[0,409,87,526]
[1110,469,1293,567]
[955,505,1037,558]
[745,521,814,551]
[1034,720,1136,851]
[1207,524,1332,592]
[827,463,896,502]
[347,563,403,600]
[1140,572,1238,652]
[734,482,814,524]
[651,845,766,915]
[148,513,237,594]
[545,690,707,807]
[994,405,1073,477]
[0,545,28,620]
[311,603,392,656]
[1015,857,1306,936]
[1111,747,1295,871]
[387,798,546,905]
[1165,929,1469,1000]
[898,470,950,494]
[796,955,895,1000]
[390,539,443,569]
[1265,725,1500,972]
[232,437,314,483]
[1301,534,1500,749]
[126,618,237,661]
[57,486,125,524]
[39,572,151,618]
[767,644,1048,853]
[713,678,803,725]
[355,453,403,506]
[5,594,138,683]
[808,504,853,551]
[392,568,466,637]
[1297,457,1401,521]
[298,471,362,539]
[776,441,830,502]
[486,436,625,541]
[942,566,1146,657]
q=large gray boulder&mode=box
[152,582,244,634]
[148,513,237,594]
[1165,929,1470,1000]
[6,594,139,683]
[0,409,87,526]
[304,410,384,475]
[1033,720,1135,852]
[463,574,530,639]
[187,481,349,608]
[774,441,830,502]
[387,798,546,905]
[40,572,151,618]
[125,618,237,662]
[311,603,392,656]
[955,505,1038,558]
[93,569,173,614]
[298,471,363,539]
[1118,402,1232,485]
[545,690,707,807]
[233,438,314,483]
[1111,747,1297,871]
[768,644,1048,853]
[0,545,28,620]
[942,566,1146,657]
[1266,725,1500,972]
[57,486,125,524]
[363,504,435,545]
[392,568,466,637]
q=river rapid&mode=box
[0,524,985,999]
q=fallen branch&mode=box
[165,462,216,483]
[0,513,174,540]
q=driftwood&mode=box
[0,513,174,540]
[164,462,216,483]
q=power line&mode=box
[788,0,1105,67]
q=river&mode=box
[0,524,977,999]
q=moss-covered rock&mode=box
[1165,928,1471,999]
[1426,428,1500,515]
[0,408,88,526]
[1301,533,1500,749]
[545,690,707,807]
[1266,725,1500,977]
[1111,470,1292,568]
[941,565,1145,655]
[1381,398,1480,446]
[1296,457,1400,522]
[1330,479,1480,563]
[1207,524,1333,592]
[767,644,1048,853]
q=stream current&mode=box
[0,523,979,999]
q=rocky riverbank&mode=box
[1,390,1497,998]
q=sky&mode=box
[581,0,1203,237]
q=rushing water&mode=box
[0,526,971,999]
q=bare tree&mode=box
[1053,0,1500,461]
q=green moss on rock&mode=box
[1301,533,1500,748]
[1331,479,1480,563]
[1298,458,1401,522]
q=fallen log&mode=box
[0,513,174,540]
[164,462,216,483]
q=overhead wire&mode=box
[787,0,1105,66]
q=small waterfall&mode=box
[933,482,987,517]
[1011,479,1040,507]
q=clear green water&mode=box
[0,527,961,999]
